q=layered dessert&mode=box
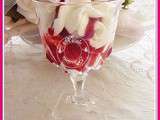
[36,0,120,72]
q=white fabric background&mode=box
[4,0,155,120]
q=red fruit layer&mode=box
[42,18,112,72]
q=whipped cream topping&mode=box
[91,2,119,48]
[53,4,103,35]
[35,0,120,49]
[34,1,57,34]
[52,1,119,49]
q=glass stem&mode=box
[70,73,87,104]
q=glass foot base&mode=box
[66,93,96,106]
[51,92,105,120]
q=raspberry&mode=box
[83,18,97,39]
[43,28,64,65]
[56,37,90,71]
[64,43,81,61]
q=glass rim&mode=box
[32,0,122,5]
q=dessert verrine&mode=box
[33,1,122,119]
[36,0,119,73]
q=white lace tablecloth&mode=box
[4,27,155,120]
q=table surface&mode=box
[4,27,155,120]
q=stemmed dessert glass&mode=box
[33,0,122,119]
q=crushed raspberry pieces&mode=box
[64,43,81,61]
[83,17,102,40]
[42,17,112,72]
